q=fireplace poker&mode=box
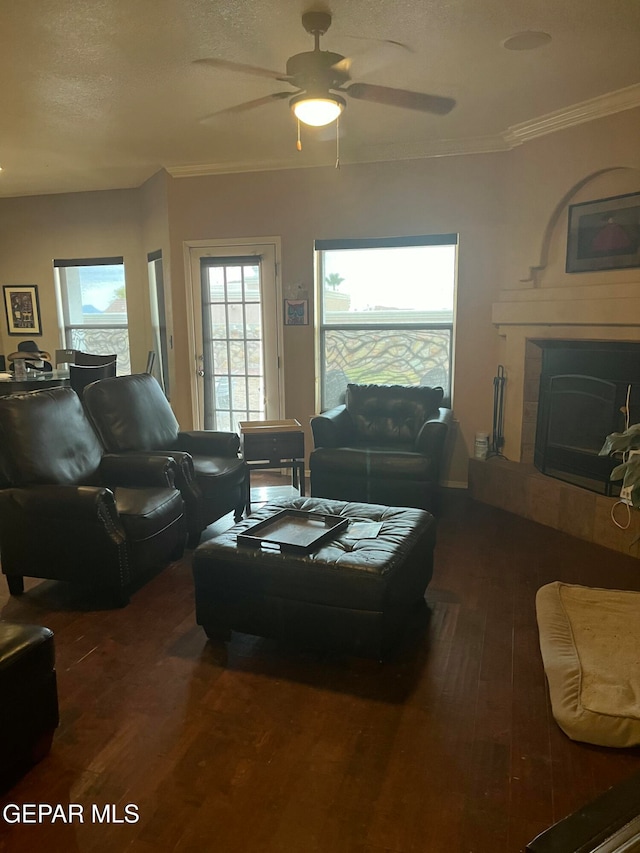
[490,365,506,458]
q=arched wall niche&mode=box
[522,165,640,287]
[493,162,640,465]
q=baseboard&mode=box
[442,480,468,490]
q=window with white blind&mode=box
[316,235,457,410]
[55,257,131,374]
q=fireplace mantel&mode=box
[493,281,640,327]
[492,280,640,461]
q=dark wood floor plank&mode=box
[1,482,639,852]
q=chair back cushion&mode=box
[346,384,444,445]
[74,352,117,368]
[0,387,103,486]
[69,363,117,397]
[84,373,180,452]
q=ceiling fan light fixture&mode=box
[291,93,345,127]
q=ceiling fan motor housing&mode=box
[301,11,333,36]
[285,51,348,91]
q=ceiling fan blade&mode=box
[200,92,291,124]
[194,57,290,81]
[332,38,412,80]
[345,82,455,115]
[331,57,352,77]
[343,36,411,50]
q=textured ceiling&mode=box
[0,0,639,197]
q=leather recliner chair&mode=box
[310,383,452,513]
[83,373,248,546]
[0,386,186,606]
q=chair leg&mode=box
[241,470,251,517]
[171,534,187,560]
[6,576,24,595]
[187,530,202,549]
[203,623,232,641]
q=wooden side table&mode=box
[239,419,305,513]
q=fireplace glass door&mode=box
[535,374,620,493]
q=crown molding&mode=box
[165,135,512,179]
[358,135,511,160]
[165,159,318,178]
[165,83,640,178]
[503,82,640,146]
[165,135,511,178]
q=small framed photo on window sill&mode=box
[3,285,42,336]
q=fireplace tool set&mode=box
[490,365,506,458]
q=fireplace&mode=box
[478,268,640,552]
[534,341,640,494]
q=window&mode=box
[316,235,457,409]
[55,257,131,374]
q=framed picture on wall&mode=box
[566,191,640,273]
[284,299,309,325]
[3,285,42,336]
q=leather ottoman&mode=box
[192,496,436,658]
[0,622,59,790]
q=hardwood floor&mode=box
[1,479,640,852]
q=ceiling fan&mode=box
[196,10,456,128]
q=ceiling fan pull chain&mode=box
[296,118,302,151]
[335,116,340,169]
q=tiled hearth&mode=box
[468,457,640,557]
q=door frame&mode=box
[183,237,284,428]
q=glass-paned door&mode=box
[188,240,282,432]
[201,258,265,431]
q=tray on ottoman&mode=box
[192,496,436,658]
[238,509,348,554]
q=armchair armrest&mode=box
[414,408,453,459]
[176,430,240,457]
[0,484,121,524]
[104,450,203,512]
[99,453,178,488]
[311,405,355,448]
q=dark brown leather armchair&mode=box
[310,384,452,513]
[0,387,186,606]
[83,373,248,546]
